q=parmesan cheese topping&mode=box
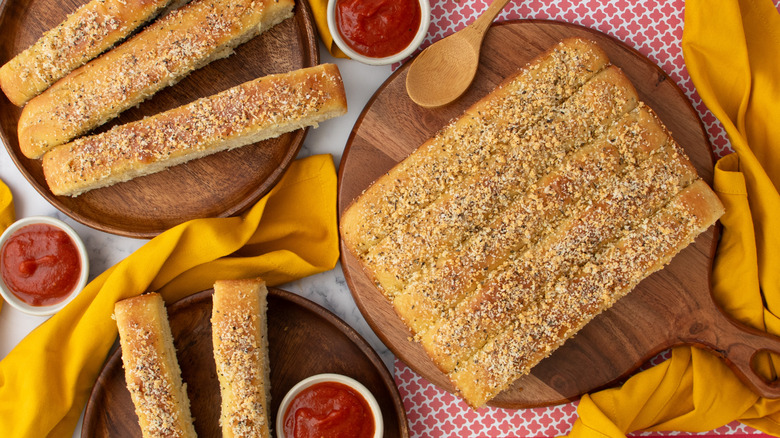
[42,65,345,196]
[123,319,187,436]
[214,310,267,435]
[115,295,196,437]
[1,0,180,105]
[19,0,295,157]
[342,39,611,255]
[212,279,271,438]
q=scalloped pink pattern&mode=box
[392,0,780,436]
[395,352,767,436]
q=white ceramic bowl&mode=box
[327,0,431,65]
[0,216,89,316]
[276,373,383,438]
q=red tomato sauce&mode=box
[336,0,421,58]
[283,381,375,438]
[1,224,81,306]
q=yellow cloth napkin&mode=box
[569,0,780,435]
[0,179,15,313]
[0,180,14,233]
[308,0,349,58]
[0,154,339,437]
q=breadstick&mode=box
[42,64,346,197]
[212,278,272,438]
[114,293,197,438]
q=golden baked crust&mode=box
[212,278,271,438]
[398,105,692,340]
[419,109,700,374]
[449,180,724,406]
[364,65,637,301]
[339,38,725,408]
[0,0,185,107]
[42,64,347,196]
[18,0,295,158]
[114,293,197,438]
[340,38,610,257]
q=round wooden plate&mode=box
[338,20,780,408]
[0,0,319,238]
[83,288,409,437]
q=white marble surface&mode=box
[0,46,396,436]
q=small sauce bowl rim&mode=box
[0,216,90,316]
[275,372,384,438]
[326,0,432,66]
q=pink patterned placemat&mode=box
[391,0,780,436]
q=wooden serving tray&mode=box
[0,0,318,238]
[83,288,409,437]
[337,20,780,408]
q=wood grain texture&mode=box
[83,288,409,437]
[337,20,780,408]
[0,0,319,238]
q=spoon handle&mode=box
[469,0,513,36]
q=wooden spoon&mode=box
[405,0,512,108]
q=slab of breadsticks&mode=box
[340,38,610,257]
[339,37,725,408]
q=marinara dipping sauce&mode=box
[282,380,375,438]
[336,0,422,58]
[1,223,82,307]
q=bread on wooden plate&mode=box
[18,0,295,159]
[42,63,347,197]
[212,278,272,438]
[339,37,725,407]
[0,0,186,107]
[114,293,197,438]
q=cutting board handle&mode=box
[686,298,780,399]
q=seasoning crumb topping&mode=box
[1,0,181,106]
[42,64,346,196]
[115,294,196,437]
[212,279,271,438]
[19,0,295,158]
[214,308,267,435]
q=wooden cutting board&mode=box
[337,20,780,408]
